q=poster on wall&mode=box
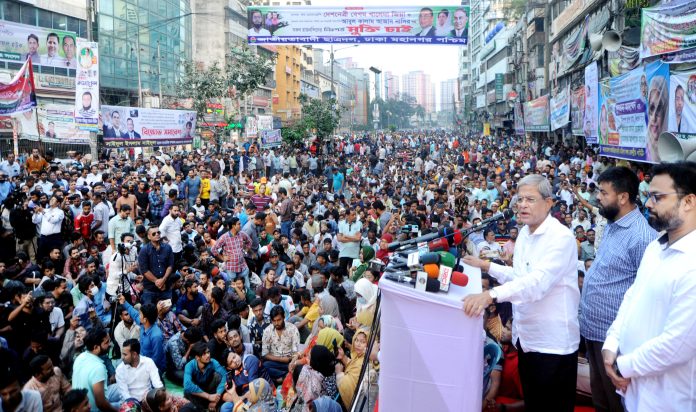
[0,59,36,116]
[247,6,470,45]
[245,116,258,138]
[550,85,570,131]
[257,115,273,131]
[523,95,549,132]
[640,0,696,59]
[571,86,585,136]
[584,61,598,144]
[0,20,79,69]
[667,69,696,135]
[74,40,99,131]
[514,101,525,136]
[37,103,91,144]
[598,61,669,163]
[101,105,197,147]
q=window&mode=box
[78,21,88,38]
[100,15,114,32]
[53,14,67,30]
[2,2,20,22]
[67,16,79,33]
[20,5,36,25]
[37,9,52,28]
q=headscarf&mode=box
[312,396,343,412]
[337,330,370,410]
[319,294,340,318]
[352,246,375,282]
[310,345,336,377]
[316,327,345,352]
[354,278,378,312]
[376,233,392,263]
[119,399,142,412]
[296,364,325,411]
[238,378,275,412]
[318,314,336,330]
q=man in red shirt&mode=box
[74,201,94,241]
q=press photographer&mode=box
[106,233,140,301]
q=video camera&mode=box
[400,224,420,234]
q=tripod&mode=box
[108,247,140,357]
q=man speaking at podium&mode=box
[462,174,580,412]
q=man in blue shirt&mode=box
[0,173,13,204]
[118,295,166,372]
[184,341,227,411]
[332,167,344,194]
[138,226,175,306]
[176,279,207,327]
[184,169,201,209]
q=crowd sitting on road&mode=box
[0,128,692,412]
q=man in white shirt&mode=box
[248,10,271,36]
[0,152,21,178]
[602,162,696,412]
[32,195,65,260]
[113,307,141,351]
[336,209,362,273]
[159,204,183,259]
[115,339,163,401]
[463,174,580,412]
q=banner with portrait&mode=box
[584,62,599,144]
[598,61,669,163]
[550,85,571,131]
[74,40,99,131]
[260,129,282,148]
[640,0,696,59]
[246,6,470,45]
[245,116,258,138]
[101,105,196,147]
[0,20,79,69]
[0,59,36,116]
[514,101,524,136]
[571,86,585,136]
[257,115,273,131]
[37,103,91,144]
[523,95,549,132]
[668,69,696,135]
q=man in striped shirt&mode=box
[579,167,657,412]
[213,217,251,288]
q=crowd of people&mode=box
[0,128,693,412]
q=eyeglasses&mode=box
[517,196,541,205]
[647,192,681,204]
[150,231,161,236]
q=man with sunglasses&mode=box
[138,226,175,306]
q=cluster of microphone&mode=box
[382,210,514,293]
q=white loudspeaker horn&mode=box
[602,30,622,52]
[589,33,603,51]
[657,132,696,162]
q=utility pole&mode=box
[157,40,163,105]
[86,0,93,41]
[86,0,97,160]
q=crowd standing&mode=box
[0,130,693,412]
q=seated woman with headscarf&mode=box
[220,378,276,412]
[349,246,375,282]
[336,329,369,410]
[309,294,344,339]
[346,279,378,338]
[293,345,341,412]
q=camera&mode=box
[117,242,133,255]
[400,224,420,234]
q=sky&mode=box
[311,0,463,108]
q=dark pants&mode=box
[586,339,625,412]
[264,360,289,381]
[185,370,222,410]
[339,257,354,274]
[141,288,172,306]
[517,341,578,412]
[38,233,63,261]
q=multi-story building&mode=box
[440,78,458,113]
[384,71,400,100]
[272,45,302,124]
[402,71,435,114]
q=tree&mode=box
[414,105,426,124]
[176,61,228,122]
[227,46,276,98]
[299,94,341,141]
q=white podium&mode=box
[378,265,483,412]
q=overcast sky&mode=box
[311,0,463,107]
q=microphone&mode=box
[387,210,513,252]
[383,272,440,292]
[451,271,469,287]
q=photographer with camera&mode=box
[106,233,140,301]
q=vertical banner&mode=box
[257,115,273,131]
[661,69,696,162]
[523,95,550,132]
[74,40,99,131]
[0,59,37,115]
[495,74,504,101]
[598,61,669,162]
[483,122,490,136]
[550,85,571,131]
[514,101,525,136]
[584,61,598,144]
[571,86,585,136]
[245,116,258,138]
